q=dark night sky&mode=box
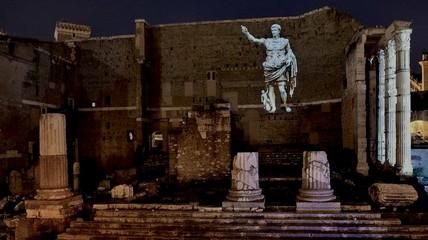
[1,0,427,72]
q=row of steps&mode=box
[58,204,428,239]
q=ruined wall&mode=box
[74,36,142,173]
[342,31,369,175]
[168,104,231,182]
[148,7,360,149]
[0,36,72,192]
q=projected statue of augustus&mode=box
[241,24,298,113]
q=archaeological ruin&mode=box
[1,6,428,239]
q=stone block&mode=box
[222,200,265,211]
[368,183,418,207]
[25,195,83,219]
[296,201,341,212]
[111,184,134,200]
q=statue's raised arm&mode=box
[241,25,265,45]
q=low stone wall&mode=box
[169,104,231,183]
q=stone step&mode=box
[68,221,428,233]
[58,229,428,240]
[92,215,402,225]
[94,209,382,220]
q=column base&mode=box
[25,195,83,219]
[398,165,413,177]
[35,188,74,200]
[225,189,264,202]
[296,189,336,202]
[223,189,265,211]
[222,199,265,211]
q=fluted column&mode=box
[297,151,336,202]
[36,113,73,200]
[394,29,413,176]
[384,40,397,167]
[377,50,386,165]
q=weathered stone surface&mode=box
[9,170,23,195]
[223,152,264,210]
[169,104,231,182]
[39,114,67,156]
[25,195,83,219]
[297,151,337,202]
[296,201,341,213]
[137,182,160,197]
[38,155,70,193]
[111,184,134,200]
[75,36,140,173]
[368,183,418,207]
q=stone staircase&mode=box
[57,204,428,239]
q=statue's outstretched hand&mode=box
[241,25,248,34]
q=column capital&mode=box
[384,39,396,71]
[377,49,385,65]
[394,29,412,52]
[385,39,396,55]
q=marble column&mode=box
[297,151,336,202]
[36,113,73,199]
[377,50,386,165]
[384,40,397,167]
[394,29,413,176]
[223,152,265,210]
[296,151,340,212]
[24,114,82,237]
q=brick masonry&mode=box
[168,105,231,182]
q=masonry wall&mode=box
[147,7,360,149]
[342,31,370,176]
[0,36,72,192]
[168,105,231,182]
[74,37,142,173]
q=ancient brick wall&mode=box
[343,30,370,175]
[0,36,72,189]
[168,105,231,182]
[147,7,361,149]
[74,36,142,173]
[148,7,359,104]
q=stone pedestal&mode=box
[296,151,340,212]
[25,195,83,219]
[223,152,264,210]
[25,114,81,221]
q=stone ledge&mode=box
[25,195,83,219]
[222,200,265,211]
[93,202,199,211]
[296,201,341,213]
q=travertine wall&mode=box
[0,36,72,188]
[147,7,360,148]
[74,37,142,172]
[168,105,231,182]
[342,31,368,175]
[0,7,363,185]
[149,7,359,104]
